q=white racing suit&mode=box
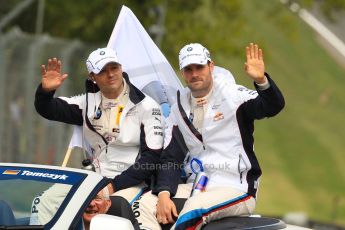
[33,73,163,225]
[136,73,285,230]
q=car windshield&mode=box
[0,165,86,227]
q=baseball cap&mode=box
[178,43,212,70]
[86,47,120,74]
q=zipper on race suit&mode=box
[85,113,109,146]
[238,154,245,184]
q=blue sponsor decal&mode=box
[94,107,102,119]
[0,166,86,185]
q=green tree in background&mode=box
[0,0,161,43]
[161,0,244,68]
[1,0,344,64]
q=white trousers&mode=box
[135,183,256,230]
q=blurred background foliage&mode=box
[1,0,345,227]
[1,0,345,43]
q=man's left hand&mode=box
[156,192,178,224]
[244,43,266,84]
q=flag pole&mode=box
[62,147,73,167]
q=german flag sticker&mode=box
[2,170,21,175]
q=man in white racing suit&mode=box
[135,43,285,230]
[33,47,163,227]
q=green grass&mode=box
[215,0,345,226]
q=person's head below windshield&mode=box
[83,186,111,230]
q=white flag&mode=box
[107,5,183,105]
[68,125,83,149]
[68,125,92,156]
[67,5,183,155]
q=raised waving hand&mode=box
[244,43,266,84]
[41,58,68,92]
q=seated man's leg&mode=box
[135,184,191,230]
[133,192,159,230]
[112,184,147,204]
[173,186,256,230]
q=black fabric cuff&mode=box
[152,185,174,197]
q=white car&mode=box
[0,163,133,230]
[0,163,310,230]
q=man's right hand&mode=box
[41,58,68,92]
[156,192,178,225]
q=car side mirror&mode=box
[90,214,134,230]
